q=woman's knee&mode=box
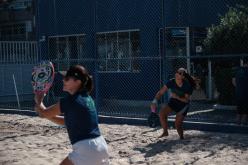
[159,105,171,117]
[175,120,183,129]
[175,116,184,128]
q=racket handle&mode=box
[34,93,45,105]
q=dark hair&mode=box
[184,72,196,89]
[85,74,93,93]
[66,65,94,93]
[177,68,196,89]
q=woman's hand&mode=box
[34,95,47,118]
[150,98,158,111]
[34,104,45,118]
[171,93,189,103]
[150,103,157,111]
[34,93,45,105]
[34,93,46,118]
[170,93,178,99]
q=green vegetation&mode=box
[204,5,248,105]
[204,5,248,54]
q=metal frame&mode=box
[0,41,38,63]
[96,29,140,73]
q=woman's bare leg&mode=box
[159,105,172,137]
[175,114,185,139]
[60,157,73,165]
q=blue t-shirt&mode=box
[166,78,193,97]
[60,91,101,145]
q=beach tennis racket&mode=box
[31,61,55,95]
[147,106,160,128]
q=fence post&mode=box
[208,59,212,100]
[186,27,191,74]
[13,74,21,110]
[94,1,100,111]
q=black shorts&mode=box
[168,98,189,116]
[237,104,248,115]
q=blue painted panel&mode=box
[36,0,248,100]
[97,60,161,100]
[37,0,94,36]
[0,65,33,98]
[96,0,161,31]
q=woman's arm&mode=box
[171,93,190,103]
[47,115,65,125]
[35,102,61,119]
[35,102,64,125]
[154,85,168,100]
[34,93,64,125]
[151,85,168,109]
[34,92,61,118]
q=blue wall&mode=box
[36,0,248,101]
[0,64,34,102]
[37,0,95,59]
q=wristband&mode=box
[152,98,158,105]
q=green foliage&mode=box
[204,5,248,54]
[204,5,248,105]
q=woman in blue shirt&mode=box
[35,65,109,165]
[151,68,195,139]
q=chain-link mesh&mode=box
[1,0,248,126]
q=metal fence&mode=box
[0,41,38,110]
[0,0,248,128]
[0,41,38,63]
[0,53,247,125]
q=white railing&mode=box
[0,41,38,64]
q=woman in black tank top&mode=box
[151,68,195,139]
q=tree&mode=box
[204,5,248,54]
[204,5,248,105]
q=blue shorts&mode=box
[168,98,189,116]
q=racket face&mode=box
[31,61,55,94]
[148,112,160,128]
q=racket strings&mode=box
[32,61,55,94]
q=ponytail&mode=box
[177,67,196,90]
[184,72,196,89]
[85,75,94,93]
[71,65,94,93]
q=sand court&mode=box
[1,114,248,165]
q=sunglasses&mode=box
[64,76,82,82]
[63,77,76,81]
[177,71,184,76]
